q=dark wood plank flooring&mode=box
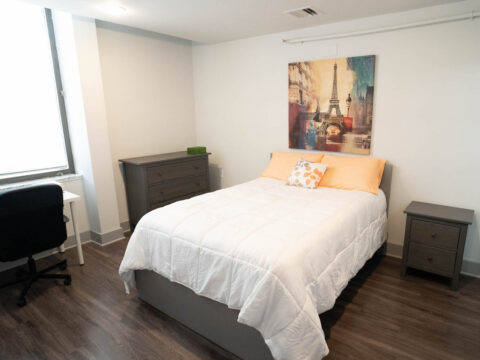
[0,239,479,359]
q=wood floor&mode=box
[0,239,479,360]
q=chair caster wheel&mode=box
[64,277,72,286]
[59,262,67,271]
[17,297,26,307]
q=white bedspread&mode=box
[119,177,387,359]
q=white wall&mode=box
[95,21,196,225]
[54,12,100,233]
[192,1,480,271]
[70,16,122,236]
[53,12,123,242]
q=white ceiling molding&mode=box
[283,10,480,43]
[20,0,465,43]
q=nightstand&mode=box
[401,201,474,290]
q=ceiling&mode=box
[22,0,462,43]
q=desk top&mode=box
[0,187,80,203]
[63,191,80,203]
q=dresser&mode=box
[120,151,210,229]
[401,201,474,290]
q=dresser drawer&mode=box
[147,159,207,184]
[410,219,459,250]
[407,243,456,276]
[148,176,208,203]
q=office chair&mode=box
[0,184,72,307]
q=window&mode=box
[0,3,74,184]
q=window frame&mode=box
[0,8,75,185]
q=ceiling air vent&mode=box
[285,7,319,18]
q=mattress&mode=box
[119,177,387,359]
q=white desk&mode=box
[60,191,84,265]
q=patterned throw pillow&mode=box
[287,158,328,189]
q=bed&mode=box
[119,162,392,360]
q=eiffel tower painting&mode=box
[288,55,376,155]
[328,63,342,116]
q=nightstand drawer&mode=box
[407,243,456,276]
[410,219,459,250]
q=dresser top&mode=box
[119,151,210,165]
[404,201,474,225]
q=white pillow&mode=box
[287,158,328,189]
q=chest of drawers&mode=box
[120,151,210,229]
[401,201,474,290]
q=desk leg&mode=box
[59,210,66,253]
[70,202,84,265]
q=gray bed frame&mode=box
[135,162,392,359]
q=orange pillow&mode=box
[261,152,324,181]
[319,155,386,194]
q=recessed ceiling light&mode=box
[103,2,127,16]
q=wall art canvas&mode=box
[288,55,376,154]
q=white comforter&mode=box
[119,177,387,359]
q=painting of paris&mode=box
[288,55,376,154]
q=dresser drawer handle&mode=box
[427,257,433,262]
[194,166,200,170]
[431,232,436,238]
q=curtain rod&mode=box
[282,11,480,44]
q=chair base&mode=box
[0,256,71,307]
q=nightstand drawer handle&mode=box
[431,232,436,238]
[427,257,433,262]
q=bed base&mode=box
[136,270,273,359]
[136,162,392,359]
[136,243,388,360]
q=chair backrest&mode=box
[0,184,66,262]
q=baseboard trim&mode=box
[90,235,125,247]
[120,220,130,232]
[386,242,403,258]
[91,227,125,245]
[0,226,130,272]
[462,259,480,278]
[61,239,93,255]
[64,231,91,248]
[0,230,92,272]
[385,242,480,277]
